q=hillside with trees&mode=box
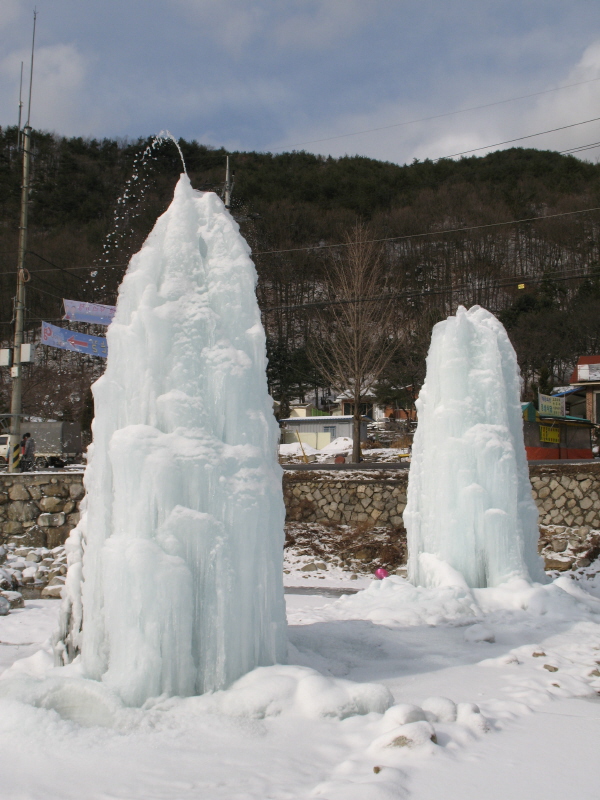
[0,126,599,427]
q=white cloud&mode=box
[268,37,600,166]
[1,43,89,132]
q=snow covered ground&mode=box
[1,563,600,799]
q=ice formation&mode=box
[57,175,287,705]
[404,305,545,588]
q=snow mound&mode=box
[192,664,394,719]
[279,441,319,457]
[0,663,393,727]
[331,564,600,628]
[320,436,353,454]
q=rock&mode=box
[385,721,437,748]
[43,484,68,497]
[421,697,457,722]
[69,483,85,501]
[543,664,559,672]
[46,526,71,548]
[532,651,546,657]
[0,595,10,615]
[14,547,31,556]
[354,549,371,561]
[350,573,358,580]
[544,556,574,571]
[8,501,38,522]
[300,563,317,572]
[8,484,30,501]
[456,702,489,733]
[315,562,327,570]
[48,575,66,586]
[38,512,66,528]
[382,704,427,726]
[41,584,63,598]
[589,669,600,677]
[0,590,24,608]
[551,539,567,552]
[26,551,42,562]
[38,496,64,513]
[18,525,48,548]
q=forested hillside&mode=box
[1,126,599,425]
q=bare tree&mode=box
[311,222,398,462]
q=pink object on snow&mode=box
[374,568,389,580]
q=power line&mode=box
[278,77,600,150]
[5,206,599,269]
[264,266,600,313]
[253,205,600,257]
[560,140,600,155]
[430,115,600,162]
[28,251,87,282]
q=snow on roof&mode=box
[279,415,369,423]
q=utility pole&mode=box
[8,11,36,473]
[8,126,32,473]
[223,156,234,209]
[17,62,23,153]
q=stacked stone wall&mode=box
[284,463,600,531]
[2,463,600,550]
[0,473,83,549]
[529,463,600,529]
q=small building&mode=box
[288,403,329,418]
[280,415,369,449]
[521,402,594,460]
[568,356,600,423]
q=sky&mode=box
[1,0,600,166]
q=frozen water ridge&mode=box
[405,305,546,588]
[57,175,287,705]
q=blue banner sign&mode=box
[41,322,108,358]
[63,299,116,326]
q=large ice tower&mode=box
[57,176,287,705]
[404,306,545,588]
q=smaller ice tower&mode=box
[404,306,545,588]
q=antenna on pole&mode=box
[26,9,37,127]
[17,62,24,151]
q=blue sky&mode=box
[2,1,600,165]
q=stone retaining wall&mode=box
[0,472,83,549]
[2,462,600,549]
[528,463,600,529]
[284,463,600,531]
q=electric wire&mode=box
[263,266,600,313]
[279,76,600,150]
[1,205,598,271]
[430,115,600,162]
[253,205,600,257]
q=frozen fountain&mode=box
[57,175,287,705]
[404,305,545,588]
